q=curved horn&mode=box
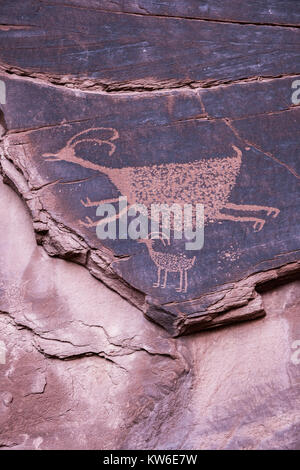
[67,127,119,146]
[71,138,116,156]
[67,128,119,156]
[148,231,170,246]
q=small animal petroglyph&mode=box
[138,233,196,293]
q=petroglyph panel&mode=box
[0,72,299,334]
[0,0,299,335]
[0,0,300,90]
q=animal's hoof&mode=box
[253,219,265,231]
[153,283,160,288]
[78,216,96,227]
[267,208,280,218]
[175,288,182,293]
[80,197,92,207]
[79,220,88,227]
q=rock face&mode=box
[0,32,300,333]
[0,178,299,449]
[0,0,299,449]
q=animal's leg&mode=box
[78,216,99,228]
[153,267,161,288]
[162,270,168,289]
[79,205,128,228]
[81,196,120,207]
[176,270,183,293]
[225,203,280,218]
[184,270,188,293]
[215,213,265,232]
[98,205,128,226]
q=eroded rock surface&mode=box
[0,73,299,334]
[0,1,299,334]
[0,0,299,449]
[0,178,299,449]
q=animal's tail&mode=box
[232,145,242,160]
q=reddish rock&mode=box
[0,73,299,334]
[0,0,299,449]
[0,179,299,449]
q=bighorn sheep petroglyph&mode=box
[43,127,280,232]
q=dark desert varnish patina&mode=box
[0,0,299,335]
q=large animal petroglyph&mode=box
[43,127,280,292]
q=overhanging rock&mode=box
[0,75,299,335]
[0,1,299,335]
